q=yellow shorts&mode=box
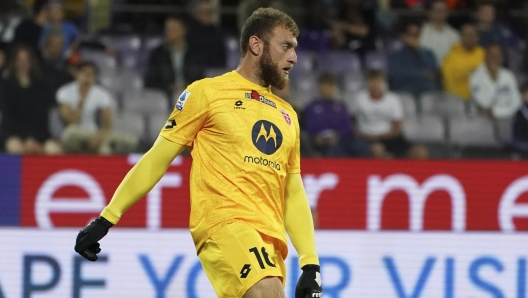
[198,222,287,298]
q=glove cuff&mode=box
[301,264,320,272]
[96,216,114,228]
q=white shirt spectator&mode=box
[470,64,522,119]
[419,23,460,64]
[355,90,404,135]
[57,82,114,131]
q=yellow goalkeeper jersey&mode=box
[159,71,301,253]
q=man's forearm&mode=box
[101,136,185,224]
[284,173,319,267]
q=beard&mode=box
[257,46,288,90]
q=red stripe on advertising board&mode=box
[20,156,528,231]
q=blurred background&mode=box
[1,0,528,297]
[1,0,528,158]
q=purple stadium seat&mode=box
[100,35,142,69]
[289,51,315,78]
[364,51,387,71]
[78,49,118,75]
[317,51,361,74]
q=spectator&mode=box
[186,0,226,69]
[12,0,49,59]
[476,2,516,50]
[442,23,484,100]
[356,70,429,159]
[144,15,203,105]
[303,73,371,157]
[41,30,73,95]
[332,0,377,56]
[40,0,80,58]
[510,83,528,155]
[419,0,459,64]
[470,44,521,119]
[57,61,138,154]
[388,22,440,99]
[0,0,30,43]
[0,45,61,154]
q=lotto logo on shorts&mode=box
[240,264,251,278]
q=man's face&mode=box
[367,77,385,95]
[402,24,420,48]
[164,19,185,44]
[486,45,503,69]
[45,36,64,59]
[460,25,478,49]
[48,5,64,23]
[430,1,448,23]
[194,2,214,26]
[15,49,32,74]
[76,66,96,87]
[319,82,336,100]
[478,5,495,25]
[258,26,297,90]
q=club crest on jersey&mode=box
[245,90,277,108]
[280,109,291,126]
[176,90,190,111]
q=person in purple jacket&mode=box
[303,73,371,157]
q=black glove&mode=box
[295,264,323,298]
[74,216,113,261]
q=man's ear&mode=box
[248,35,262,56]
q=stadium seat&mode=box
[123,89,169,116]
[137,36,163,73]
[421,92,466,118]
[396,92,416,117]
[147,112,170,144]
[99,72,120,97]
[142,36,163,52]
[342,91,359,115]
[117,69,143,93]
[48,107,65,140]
[113,111,146,140]
[342,71,365,93]
[290,51,315,77]
[403,115,445,144]
[78,49,118,75]
[100,34,142,69]
[317,51,361,75]
[225,35,240,70]
[290,71,320,107]
[100,34,142,52]
[448,116,499,147]
[364,51,387,71]
[495,117,514,144]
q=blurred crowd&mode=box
[0,0,528,159]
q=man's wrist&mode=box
[96,216,114,228]
[299,255,319,268]
[301,264,320,271]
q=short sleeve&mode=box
[56,85,70,105]
[287,115,301,174]
[159,82,210,146]
[392,95,404,121]
[99,89,114,108]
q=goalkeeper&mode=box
[74,7,322,298]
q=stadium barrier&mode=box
[0,230,527,297]
[1,155,527,297]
